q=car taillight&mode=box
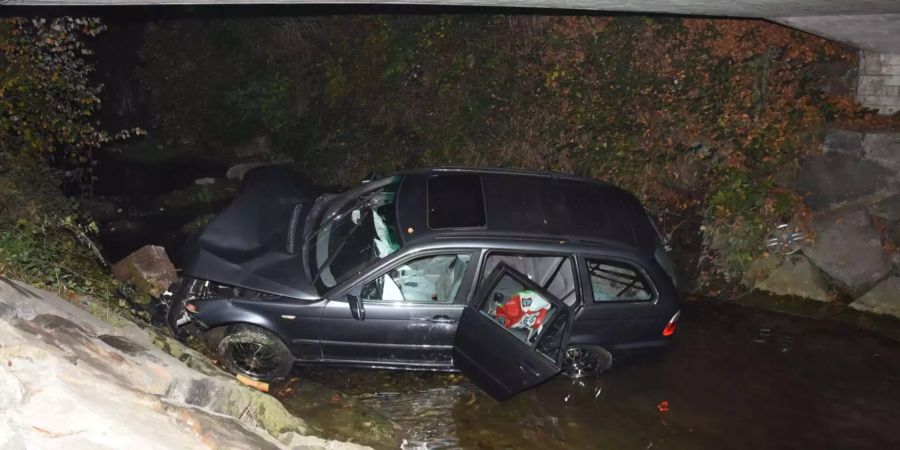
[662,310,680,337]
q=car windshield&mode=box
[311,177,403,288]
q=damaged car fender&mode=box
[187,295,325,361]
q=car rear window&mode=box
[427,174,486,229]
[587,259,654,302]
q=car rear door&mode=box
[453,263,572,400]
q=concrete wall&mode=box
[775,14,900,115]
[857,52,900,115]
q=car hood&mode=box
[181,166,320,300]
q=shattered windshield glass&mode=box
[312,177,402,288]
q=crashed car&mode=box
[166,166,681,400]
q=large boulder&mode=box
[849,277,900,318]
[862,132,900,173]
[235,135,273,159]
[112,245,177,299]
[869,193,900,224]
[793,152,899,210]
[822,129,862,155]
[227,162,270,180]
[753,255,832,302]
[0,278,368,450]
[870,194,900,252]
[803,207,892,297]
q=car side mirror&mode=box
[347,294,365,320]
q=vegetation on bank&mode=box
[2,14,897,298]
[0,17,139,305]
[136,15,896,288]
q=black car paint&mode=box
[180,166,681,398]
[181,166,320,300]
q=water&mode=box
[280,301,900,449]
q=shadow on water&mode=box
[280,300,900,449]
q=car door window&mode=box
[481,253,577,306]
[478,264,568,360]
[587,259,653,302]
[360,254,471,303]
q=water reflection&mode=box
[284,301,900,449]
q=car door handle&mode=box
[427,315,456,324]
[519,360,542,377]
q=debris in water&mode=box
[778,334,795,353]
[754,327,772,344]
[236,374,269,392]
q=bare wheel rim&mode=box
[228,342,280,378]
[563,347,605,379]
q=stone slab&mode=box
[803,206,892,297]
[850,277,900,318]
[822,129,862,156]
[862,132,900,172]
[755,255,832,302]
[793,152,899,210]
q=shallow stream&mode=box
[280,301,900,449]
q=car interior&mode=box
[479,270,562,349]
[362,254,471,303]
[481,253,578,306]
[587,259,653,301]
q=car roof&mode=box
[395,167,659,255]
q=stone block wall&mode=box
[857,51,900,115]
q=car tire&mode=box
[218,324,293,382]
[562,345,613,379]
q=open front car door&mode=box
[453,263,572,400]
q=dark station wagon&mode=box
[166,166,681,400]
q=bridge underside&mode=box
[7,0,900,113]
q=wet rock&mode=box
[180,213,215,236]
[822,129,862,155]
[793,153,899,210]
[887,224,900,252]
[754,255,832,302]
[849,277,900,318]
[194,176,216,186]
[112,245,177,299]
[862,132,900,172]
[869,194,900,224]
[803,207,892,297]
[235,135,273,159]
[227,162,270,180]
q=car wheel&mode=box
[562,345,613,379]
[218,325,293,381]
